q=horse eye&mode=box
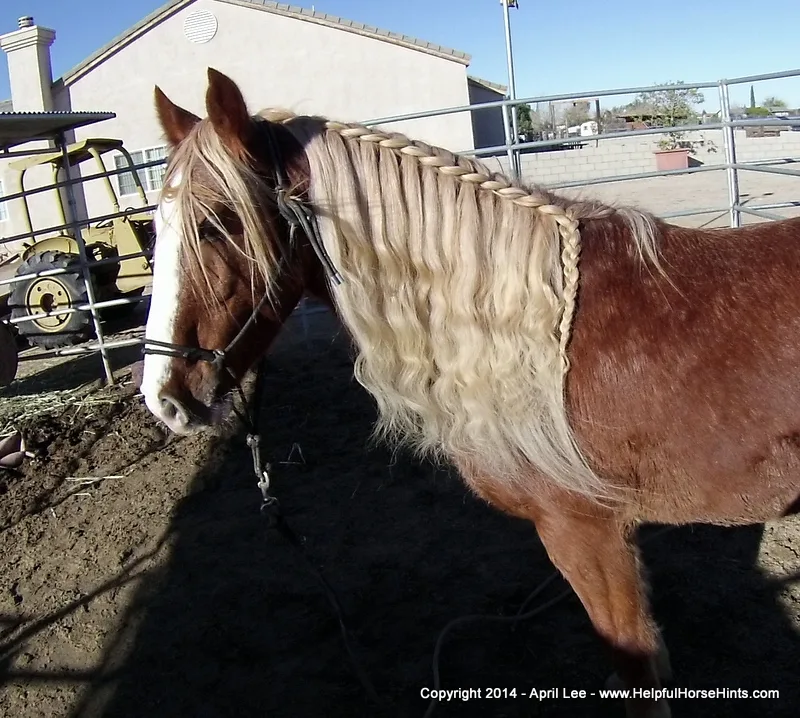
[199,221,224,243]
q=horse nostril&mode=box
[159,393,189,427]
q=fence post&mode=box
[718,80,742,227]
[57,132,115,383]
[501,0,521,179]
[501,102,519,180]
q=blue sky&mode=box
[2,0,800,111]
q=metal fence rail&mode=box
[2,68,799,385]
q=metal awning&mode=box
[9,138,125,171]
[0,111,116,151]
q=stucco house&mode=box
[0,0,506,253]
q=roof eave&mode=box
[226,1,470,65]
[468,75,508,94]
[55,0,470,91]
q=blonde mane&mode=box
[160,120,289,308]
[166,110,660,500]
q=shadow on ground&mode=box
[1,298,149,397]
[1,344,143,397]
[58,313,800,718]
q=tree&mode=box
[600,108,626,132]
[750,85,756,108]
[763,96,788,109]
[515,103,534,136]
[529,107,553,132]
[632,83,704,127]
[564,103,591,128]
[509,103,554,139]
[630,82,709,153]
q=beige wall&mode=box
[1,0,474,252]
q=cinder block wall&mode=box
[487,129,800,186]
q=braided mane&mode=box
[173,109,661,500]
[263,110,661,373]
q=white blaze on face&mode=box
[141,172,185,429]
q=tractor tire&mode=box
[10,251,92,349]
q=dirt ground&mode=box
[0,303,799,718]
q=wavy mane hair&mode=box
[163,110,662,500]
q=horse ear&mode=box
[154,86,200,147]
[205,68,252,156]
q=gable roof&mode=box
[468,75,507,95]
[58,0,470,87]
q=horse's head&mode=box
[141,69,329,434]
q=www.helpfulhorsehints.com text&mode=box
[419,687,781,703]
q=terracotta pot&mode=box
[654,148,690,171]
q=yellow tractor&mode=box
[8,138,155,348]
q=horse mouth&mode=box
[183,392,234,433]
[209,395,234,424]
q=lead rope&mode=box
[236,361,383,710]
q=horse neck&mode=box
[302,252,336,311]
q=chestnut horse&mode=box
[141,69,800,718]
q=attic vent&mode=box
[183,9,218,44]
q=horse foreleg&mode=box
[535,512,671,718]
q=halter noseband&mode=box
[142,119,341,374]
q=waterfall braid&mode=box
[285,115,661,499]
[173,109,661,500]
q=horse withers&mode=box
[140,68,800,718]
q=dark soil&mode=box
[0,310,798,718]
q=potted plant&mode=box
[654,130,694,170]
[628,82,715,170]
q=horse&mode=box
[140,68,800,718]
